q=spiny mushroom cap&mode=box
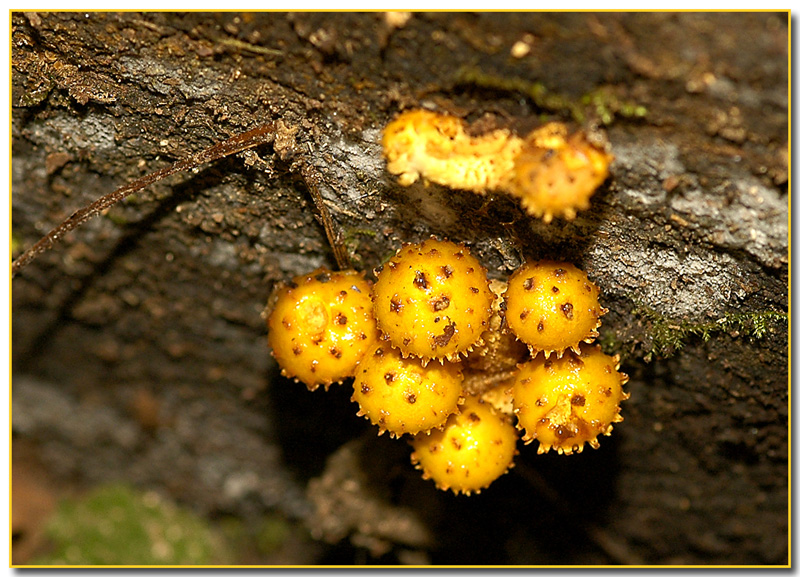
[504,260,605,358]
[504,122,613,223]
[351,342,463,438]
[410,395,518,495]
[382,109,522,192]
[266,268,378,391]
[512,344,629,455]
[372,238,495,363]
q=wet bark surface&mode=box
[11,12,788,565]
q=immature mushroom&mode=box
[503,260,606,358]
[410,395,518,495]
[351,342,464,438]
[372,238,495,364]
[512,344,629,455]
[504,122,613,223]
[266,268,378,391]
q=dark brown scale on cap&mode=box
[561,302,574,320]
[433,322,456,348]
[384,371,396,383]
[315,271,331,283]
[554,424,576,440]
[441,265,454,278]
[571,395,586,407]
[523,277,535,290]
[330,347,342,359]
[414,270,428,290]
[335,313,348,325]
[431,295,450,311]
[405,392,417,404]
[552,286,559,293]
[292,346,302,356]
[390,298,403,313]
[537,320,545,332]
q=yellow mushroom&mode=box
[512,344,629,455]
[266,268,378,391]
[504,260,606,358]
[410,395,518,495]
[372,238,495,363]
[351,342,464,437]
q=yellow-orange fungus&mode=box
[382,109,521,192]
[504,260,605,357]
[410,395,518,495]
[267,268,378,391]
[505,123,613,223]
[372,238,495,362]
[512,344,629,455]
[351,342,463,437]
[382,110,613,222]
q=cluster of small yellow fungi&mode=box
[382,109,614,222]
[266,239,629,495]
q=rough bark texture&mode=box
[11,12,788,565]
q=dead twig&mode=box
[11,122,279,278]
[300,163,351,271]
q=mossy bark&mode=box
[12,12,788,565]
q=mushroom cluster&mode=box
[382,109,613,222]
[265,239,628,495]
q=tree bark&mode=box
[11,12,788,565]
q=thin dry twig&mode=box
[300,163,351,271]
[11,123,279,279]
